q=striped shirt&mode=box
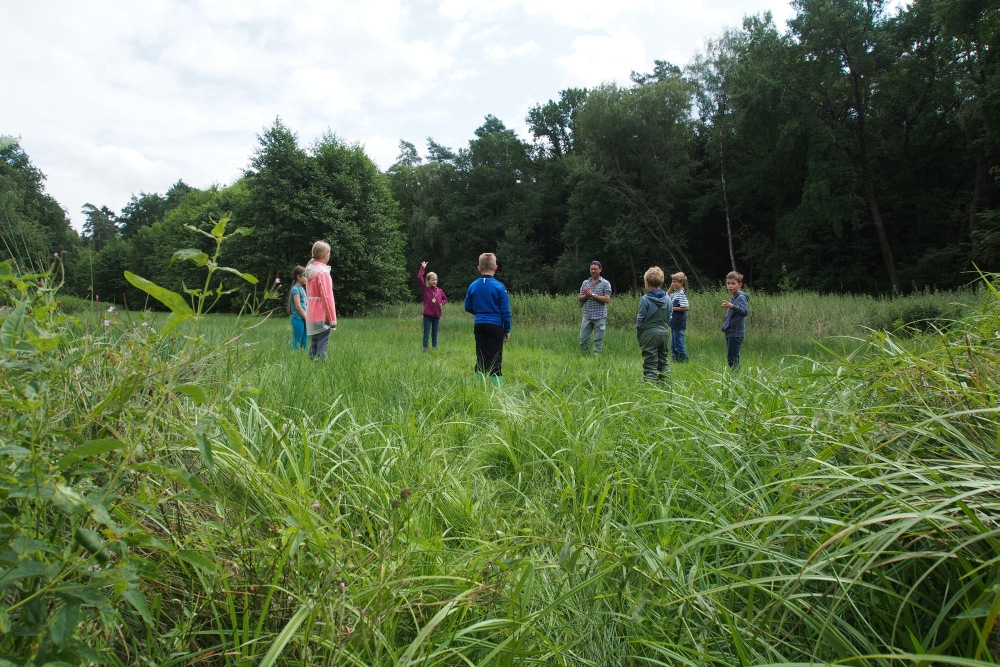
[669,288,688,329]
[579,277,612,320]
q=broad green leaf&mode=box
[0,299,27,349]
[0,261,13,280]
[175,383,209,405]
[51,482,87,514]
[0,445,30,460]
[0,561,46,588]
[177,549,216,572]
[232,226,254,236]
[74,528,108,564]
[57,438,124,470]
[194,418,215,472]
[0,607,9,633]
[49,599,80,646]
[163,311,191,336]
[123,272,194,318]
[216,266,259,284]
[170,248,209,267]
[123,590,152,625]
[211,217,227,238]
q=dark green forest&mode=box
[3,0,998,308]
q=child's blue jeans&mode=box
[727,336,743,368]
[670,328,688,361]
[309,328,331,361]
[423,315,440,349]
[291,317,308,350]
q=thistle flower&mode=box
[312,499,320,510]
[107,305,115,312]
[275,277,281,284]
[103,319,110,327]
[340,581,346,592]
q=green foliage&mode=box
[235,120,406,314]
[0,256,243,664]
[0,142,83,291]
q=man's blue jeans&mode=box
[727,336,743,368]
[580,316,607,355]
[670,328,688,361]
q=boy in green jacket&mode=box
[635,266,673,382]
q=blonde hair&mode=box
[644,266,665,288]
[479,253,497,271]
[312,240,331,259]
[726,270,744,284]
[426,271,438,282]
[671,271,687,286]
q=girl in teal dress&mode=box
[289,266,308,350]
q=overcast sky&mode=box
[3,0,797,229]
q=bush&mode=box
[55,294,91,314]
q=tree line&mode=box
[3,0,997,309]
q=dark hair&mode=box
[290,266,306,312]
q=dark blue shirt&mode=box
[464,275,511,333]
[721,290,749,338]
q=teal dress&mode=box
[290,284,308,350]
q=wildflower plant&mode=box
[0,215,263,665]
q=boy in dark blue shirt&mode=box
[464,253,511,386]
[721,271,749,367]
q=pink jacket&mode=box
[304,259,337,335]
[417,266,448,318]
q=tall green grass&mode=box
[4,278,999,665]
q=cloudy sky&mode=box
[3,0,797,229]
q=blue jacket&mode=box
[464,275,511,333]
[721,290,749,337]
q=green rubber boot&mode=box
[490,375,502,387]
[475,372,486,382]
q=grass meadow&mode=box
[3,281,1000,666]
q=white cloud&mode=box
[559,34,648,88]
[1,0,806,228]
[484,40,539,61]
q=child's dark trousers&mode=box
[474,323,505,376]
[727,336,743,368]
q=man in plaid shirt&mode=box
[578,260,613,356]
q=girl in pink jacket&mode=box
[305,241,337,361]
[418,261,448,352]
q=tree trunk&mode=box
[855,154,901,292]
[720,137,737,273]
[969,133,986,235]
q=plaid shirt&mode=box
[579,277,612,319]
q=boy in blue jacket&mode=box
[721,271,749,367]
[636,266,673,382]
[464,253,511,386]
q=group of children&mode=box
[288,243,747,382]
[635,267,747,382]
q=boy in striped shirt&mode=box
[667,271,689,362]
